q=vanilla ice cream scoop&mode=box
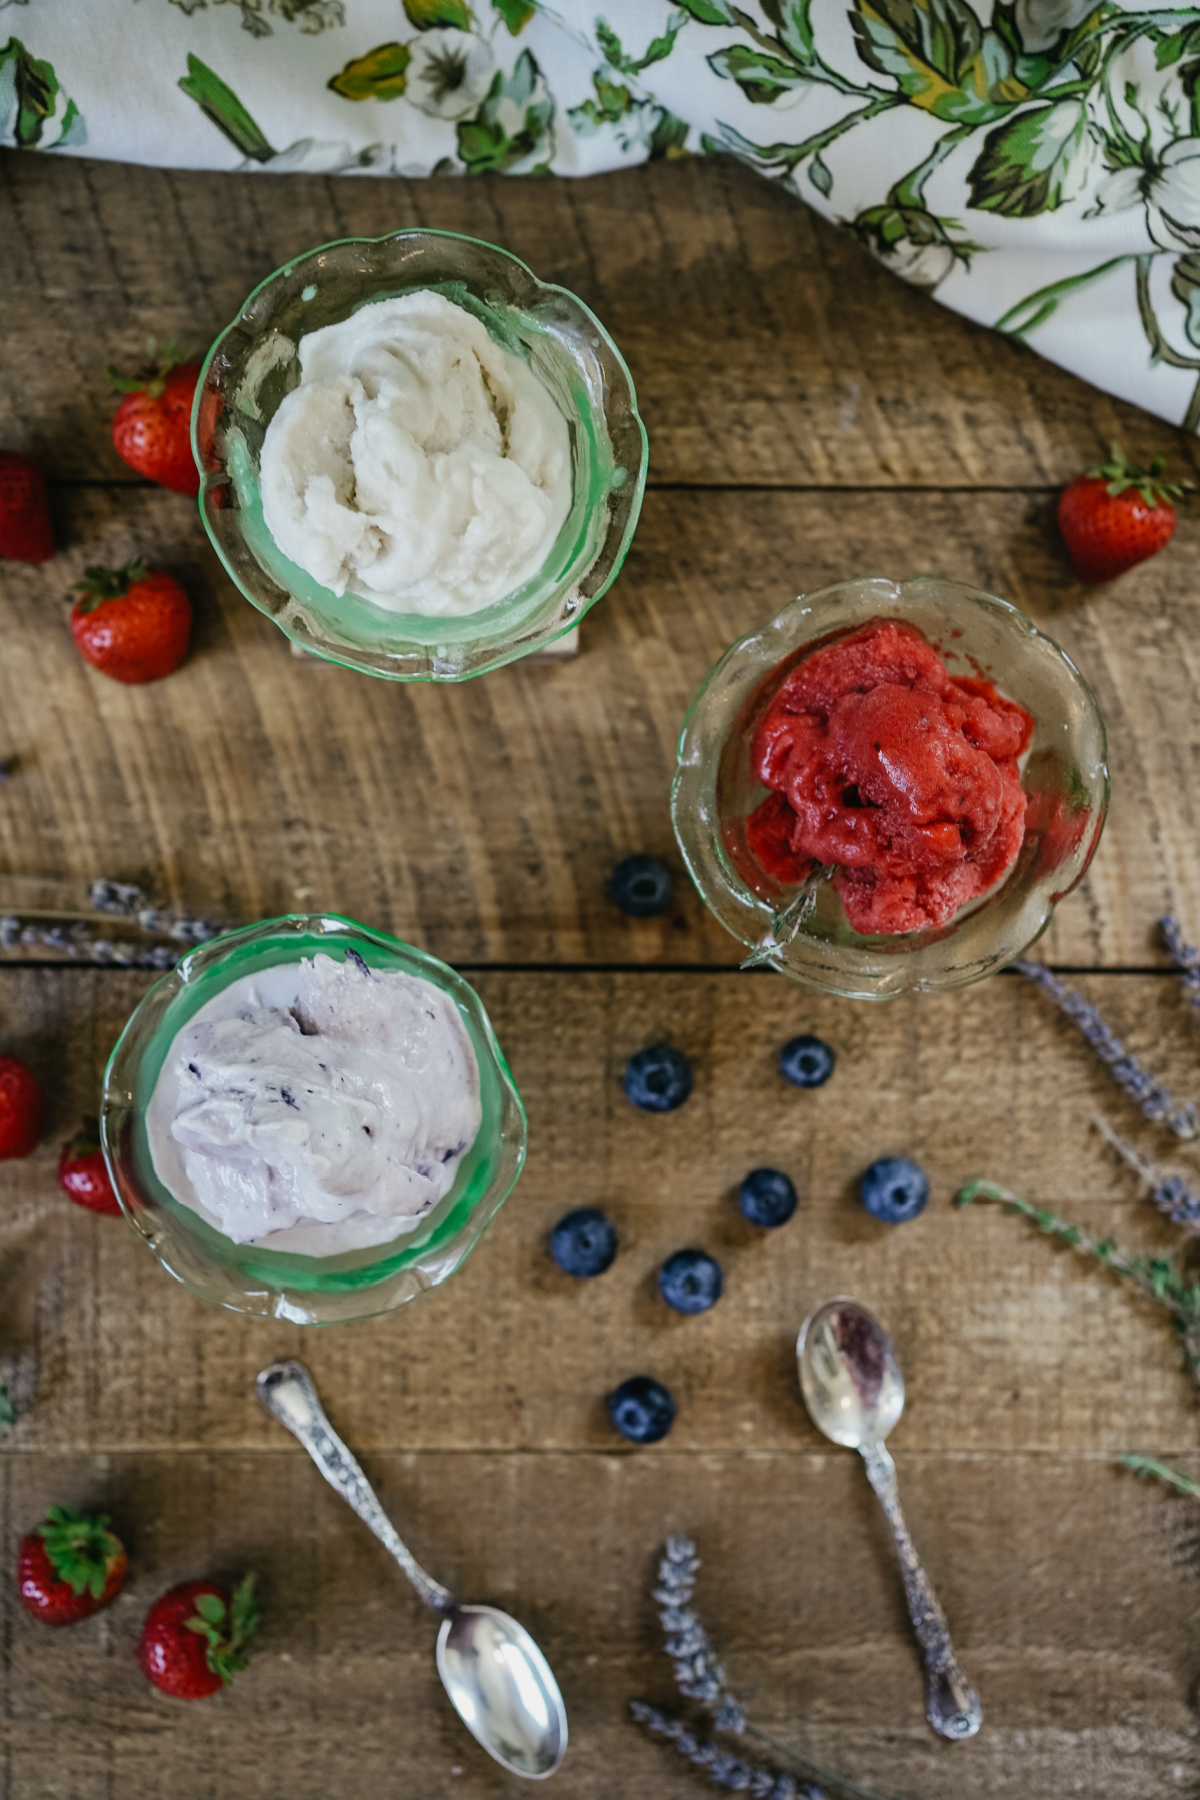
[147,950,481,1254]
[258,290,572,617]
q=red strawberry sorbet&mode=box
[745,619,1034,934]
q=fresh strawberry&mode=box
[18,1506,127,1626]
[58,1117,122,1216]
[0,1056,42,1159]
[0,452,54,563]
[1058,444,1193,583]
[71,561,191,685]
[138,1576,259,1700]
[107,339,201,498]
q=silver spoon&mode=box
[256,1360,567,1779]
[796,1299,982,1742]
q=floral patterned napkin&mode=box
[4,0,1200,432]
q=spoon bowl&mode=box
[437,1604,567,1779]
[797,1297,905,1449]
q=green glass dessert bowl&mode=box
[672,576,1110,1001]
[191,228,647,680]
[100,914,527,1324]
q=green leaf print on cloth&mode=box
[18,0,1200,431]
[456,46,554,172]
[968,98,1098,215]
[0,37,84,149]
[167,0,345,39]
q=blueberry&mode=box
[624,1045,693,1112]
[738,1167,797,1228]
[611,855,672,918]
[659,1248,723,1314]
[550,1207,618,1278]
[860,1156,930,1225]
[780,1034,836,1089]
[607,1375,675,1444]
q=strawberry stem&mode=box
[105,337,191,401]
[74,561,147,613]
[64,1115,102,1158]
[39,1506,122,1600]
[185,1575,260,1684]
[1088,442,1195,509]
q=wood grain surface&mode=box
[4,144,1200,1800]
[3,966,1200,1797]
[0,482,1198,968]
[3,152,1195,491]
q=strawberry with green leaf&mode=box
[58,1117,122,1216]
[71,561,192,685]
[18,1506,128,1626]
[138,1576,259,1699]
[1058,444,1193,583]
[107,338,201,498]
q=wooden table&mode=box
[2,150,1199,1799]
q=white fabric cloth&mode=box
[6,0,1200,429]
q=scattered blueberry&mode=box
[859,1156,930,1225]
[624,1045,693,1112]
[738,1167,797,1228]
[611,855,672,918]
[659,1248,723,1314]
[780,1034,836,1089]
[607,1375,676,1444]
[550,1207,618,1278]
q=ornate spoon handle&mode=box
[860,1441,982,1741]
[257,1360,453,1614]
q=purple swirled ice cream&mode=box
[146,950,481,1255]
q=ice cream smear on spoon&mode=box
[147,950,481,1255]
[258,290,573,617]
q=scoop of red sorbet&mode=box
[746,619,1034,934]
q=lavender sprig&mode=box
[1095,1115,1200,1232]
[654,1536,746,1731]
[0,881,223,970]
[1015,959,1198,1139]
[630,1703,819,1799]
[635,1540,907,1800]
[956,1179,1200,1385]
[1161,915,1200,1013]
[89,879,221,944]
[1122,1453,1200,1498]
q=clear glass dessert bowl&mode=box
[100,914,526,1324]
[671,576,1110,1000]
[191,228,647,680]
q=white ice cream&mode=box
[147,951,481,1256]
[258,291,572,617]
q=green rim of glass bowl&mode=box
[671,575,1111,1000]
[191,228,648,682]
[100,914,527,1322]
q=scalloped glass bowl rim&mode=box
[99,913,527,1320]
[671,575,1110,1000]
[190,227,648,681]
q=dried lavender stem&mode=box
[630,1703,821,1800]
[1015,959,1198,1139]
[1095,1115,1200,1232]
[1161,915,1200,1012]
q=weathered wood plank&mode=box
[3,968,1199,1457]
[2,1448,1197,1799]
[1,150,1193,490]
[0,486,1195,967]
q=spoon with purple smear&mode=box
[796,1298,982,1742]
